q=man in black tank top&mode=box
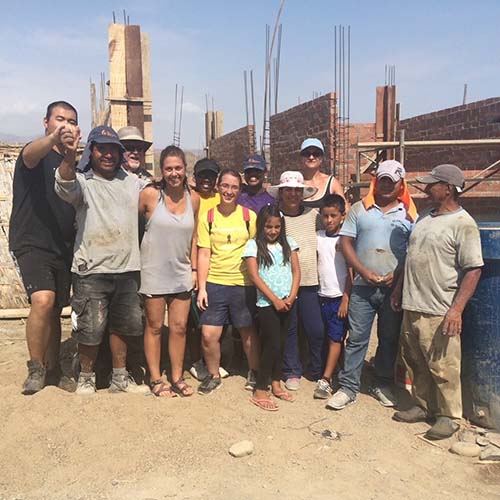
[9,101,79,395]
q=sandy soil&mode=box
[0,319,499,500]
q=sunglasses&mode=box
[301,148,323,158]
[123,143,145,153]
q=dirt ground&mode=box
[0,319,499,500]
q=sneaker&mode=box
[189,360,209,381]
[244,370,257,391]
[198,375,223,395]
[326,389,356,410]
[22,360,46,395]
[314,379,333,400]
[425,417,460,440]
[393,406,428,423]
[219,366,230,379]
[109,372,150,394]
[76,372,97,395]
[369,386,397,407]
[285,377,301,391]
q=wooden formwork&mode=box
[108,24,154,171]
[0,145,29,310]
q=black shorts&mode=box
[71,272,142,346]
[14,248,72,308]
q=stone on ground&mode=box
[449,441,481,457]
[229,440,254,458]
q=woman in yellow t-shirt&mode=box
[196,168,259,395]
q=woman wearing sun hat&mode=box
[299,138,347,209]
[267,171,324,393]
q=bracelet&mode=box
[191,268,197,272]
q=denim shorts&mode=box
[199,282,256,328]
[71,272,142,346]
[320,296,348,343]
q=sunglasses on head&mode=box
[301,148,323,158]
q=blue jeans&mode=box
[338,285,402,399]
[283,286,325,380]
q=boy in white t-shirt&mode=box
[314,194,353,400]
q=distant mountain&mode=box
[0,132,36,144]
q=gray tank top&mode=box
[139,189,194,295]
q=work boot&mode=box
[22,360,46,395]
[425,416,460,440]
[46,366,77,393]
[109,371,150,394]
[392,406,428,423]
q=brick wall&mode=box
[399,97,500,172]
[398,97,500,220]
[208,125,255,170]
[269,93,336,182]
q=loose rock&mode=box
[480,445,500,461]
[449,441,481,457]
[229,440,254,458]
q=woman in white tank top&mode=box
[139,146,200,398]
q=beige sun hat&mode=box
[117,126,152,151]
[267,170,318,199]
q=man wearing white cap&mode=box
[392,164,483,440]
[328,160,415,410]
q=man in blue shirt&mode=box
[237,154,275,215]
[327,160,415,410]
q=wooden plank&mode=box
[124,25,144,135]
[0,306,71,319]
[108,24,128,130]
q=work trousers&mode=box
[400,310,462,420]
[256,304,294,390]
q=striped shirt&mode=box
[282,207,321,286]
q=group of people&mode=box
[9,100,484,441]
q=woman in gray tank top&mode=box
[139,146,200,398]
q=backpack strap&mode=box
[207,208,215,235]
[242,206,250,234]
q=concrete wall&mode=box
[269,93,335,182]
[208,125,255,170]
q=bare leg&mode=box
[167,296,190,383]
[143,296,166,382]
[78,344,99,373]
[201,325,224,376]
[26,290,56,365]
[45,309,62,371]
[322,340,343,380]
[239,326,259,372]
[110,332,128,369]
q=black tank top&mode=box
[302,175,334,209]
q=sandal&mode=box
[250,397,279,412]
[171,377,194,397]
[273,390,295,402]
[150,379,178,398]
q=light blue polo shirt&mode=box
[339,200,412,286]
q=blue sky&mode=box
[1,0,499,149]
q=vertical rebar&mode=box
[346,25,351,186]
[112,11,116,23]
[463,83,468,105]
[173,84,178,144]
[244,71,249,127]
[250,70,256,128]
[334,25,337,172]
[123,9,126,24]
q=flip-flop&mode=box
[273,391,295,402]
[250,397,279,412]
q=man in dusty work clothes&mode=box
[9,101,78,394]
[392,164,483,440]
[55,125,149,395]
[327,160,416,410]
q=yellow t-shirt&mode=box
[197,205,256,286]
[198,192,220,216]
